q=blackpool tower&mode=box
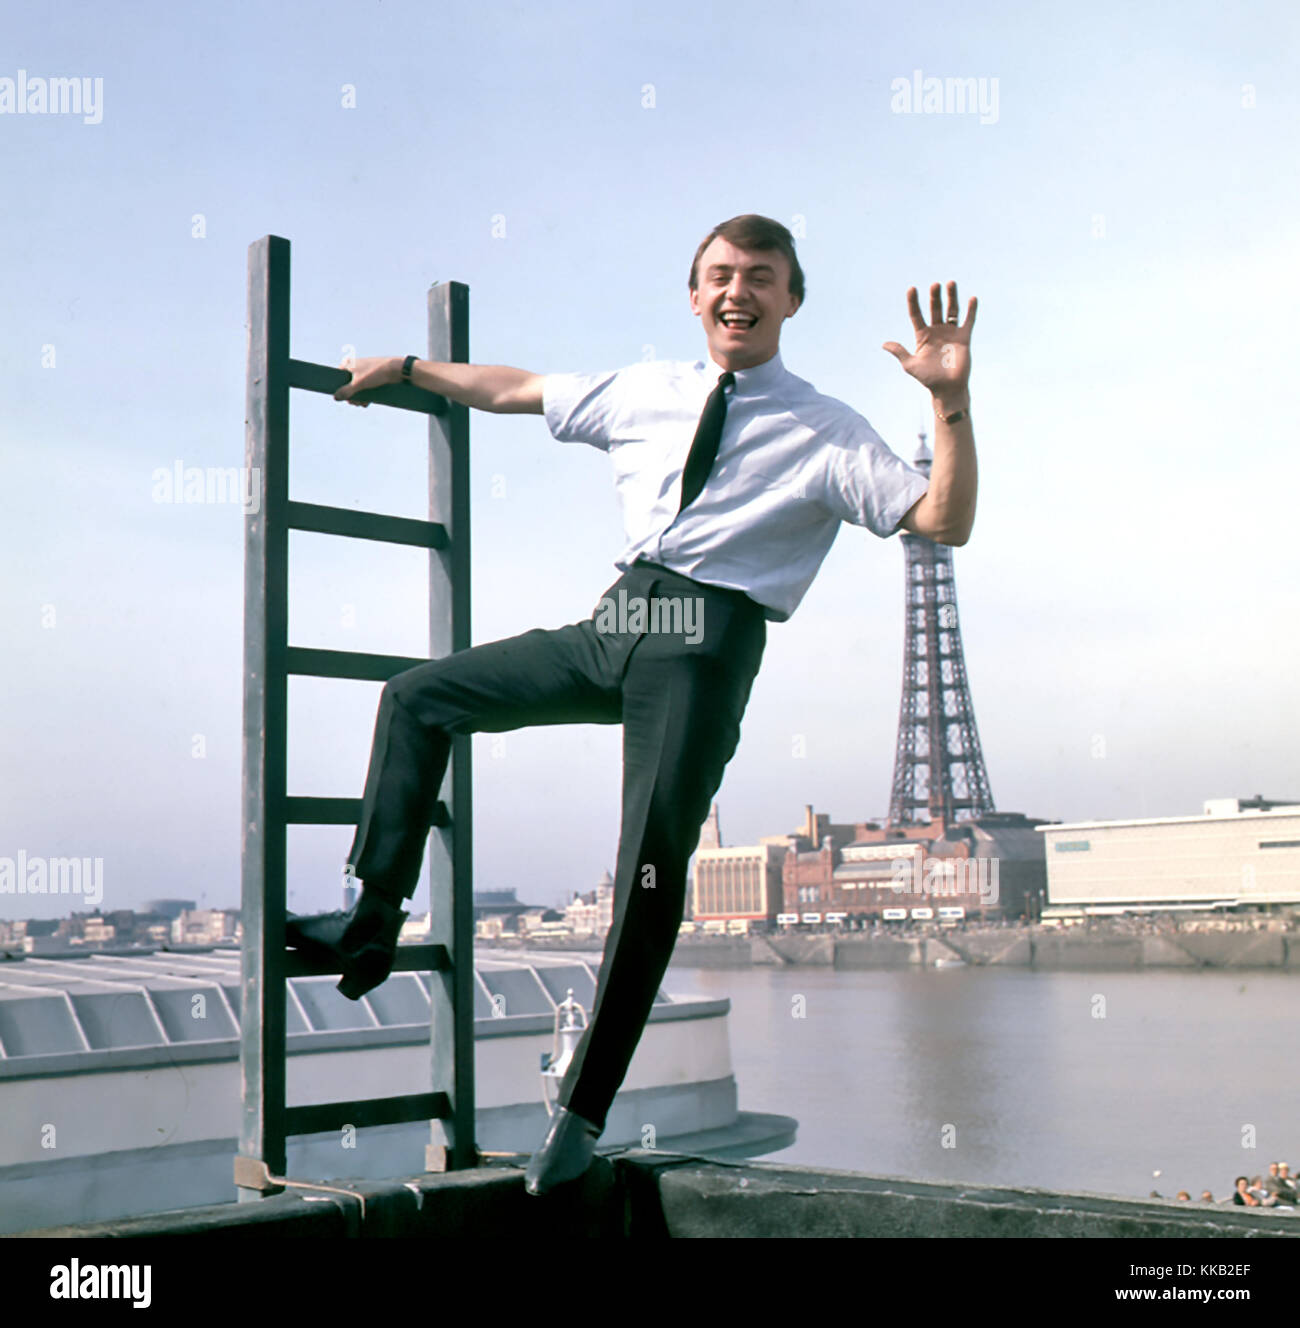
[887,429,995,828]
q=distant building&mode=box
[697,805,723,851]
[1038,797,1300,918]
[15,919,63,955]
[23,934,69,956]
[473,889,543,934]
[784,808,1044,924]
[143,900,197,920]
[4,910,194,954]
[517,908,566,936]
[399,913,431,942]
[171,909,240,946]
[564,872,614,936]
[695,803,1047,928]
[74,917,116,946]
[692,844,786,930]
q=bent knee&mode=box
[382,660,459,722]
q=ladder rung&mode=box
[288,500,448,549]
[284,942,451,978]
[284,1091,451,1136]
[286,646,431,682]
[390,943,452,972]
[284,796,450,828]
[287,358,449,415]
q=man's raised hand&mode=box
[334,355,401,407]
[882,282,976,406]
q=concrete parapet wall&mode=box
[1031,936,1147,969]
[749,935,787,966]
[670,938,753,968]
[644,1160,1300,1239]
[669,929,1300,970]
[986,934,1034,965]
[923,938,967,967]
[1177,933,1286,968]
[833,937,919,969]
[14,1154,1299,1240]
[1140,936,1199,966]
[766,935,835,966]
[948,931,1020,963]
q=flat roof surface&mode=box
[0,948,671,1060]
[1037,808,1300,833]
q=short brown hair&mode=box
[689,214,805,308]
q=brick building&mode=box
[693,804,1047,930]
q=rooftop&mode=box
[0,947,669,1068]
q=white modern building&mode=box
[1037,796,1300,917]
[692,843,786,928]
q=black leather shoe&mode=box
[285,888,408,1000]
[524,1107,603,1196]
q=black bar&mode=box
[288,500,448,549]
[286,645,431,682]
[288,358,448,415]
[284,1091,451,1137]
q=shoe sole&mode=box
[336,952,393,1000]
[285,931,392,1001]
[524,1155,608,1196]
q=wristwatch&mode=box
[400,354,418,383]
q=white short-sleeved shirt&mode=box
[542,350,929,622]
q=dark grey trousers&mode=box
[344,558,767,1133]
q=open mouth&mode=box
[718,310,758,332]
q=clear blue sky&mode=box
[2,0,1297,918]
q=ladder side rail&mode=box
[426,280,476,1171]
[238,234,293,1196]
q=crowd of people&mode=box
[1230,1163,1300,1208]
[1153,1162,1299,1208]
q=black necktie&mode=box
[676,370,735,515]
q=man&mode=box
[1265,1160,1297,1205]
[1251,1173,1277,1206]
[285,214,978,1195]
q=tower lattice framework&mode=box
[887,432,995,828]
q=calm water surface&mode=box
[664,962,1300,1203]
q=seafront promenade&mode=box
[491,923,1300,971]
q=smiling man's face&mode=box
[689,236,801,371]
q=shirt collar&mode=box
[696,349,786,393]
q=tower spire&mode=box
[887,428,995,830]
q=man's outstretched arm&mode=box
[884,282,978,547]
[333,355,545,414]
